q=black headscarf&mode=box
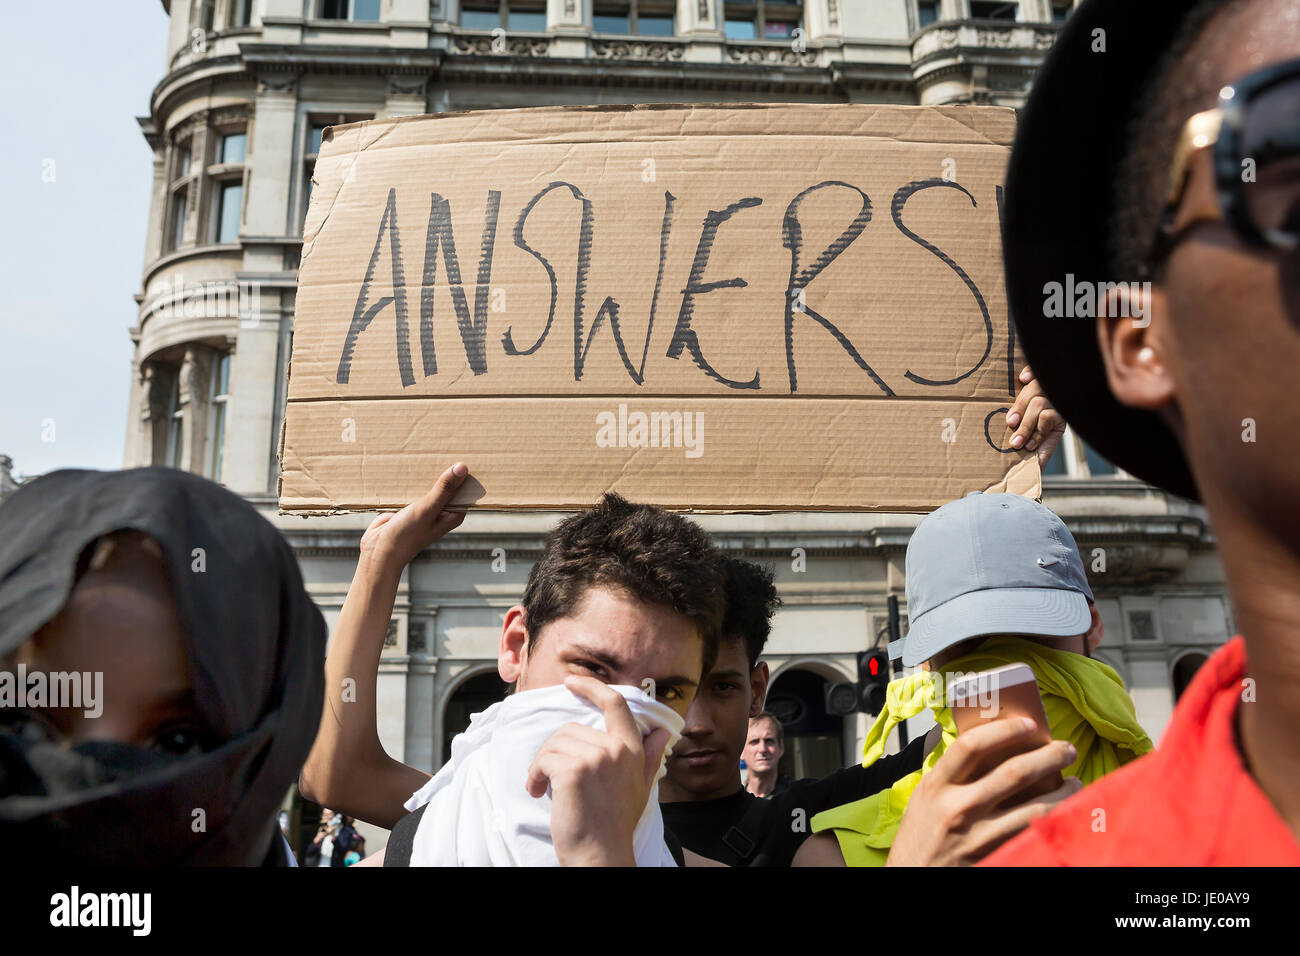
[0,468,325,865]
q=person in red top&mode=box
[985,636,1300,865]
[979,0,1300,865]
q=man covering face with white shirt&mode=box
[301,468,724,866]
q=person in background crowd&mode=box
[345,837,366,866]
[796,493,1152,866]
[303,809,338,867]
[983,0,1300,865]
[331,815,360,868]
[656,557,923,866]
[0,468,325,866]
[742,712,789,799]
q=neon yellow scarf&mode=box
[809,636,1153,866]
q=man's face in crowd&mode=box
[744,716,784,777]
[1109,0,1300,536]
[498,586,704,719]
[660,636,770,801]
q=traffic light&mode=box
[825,648,892,716]
[824,681,858,716]
[857,649,890,715]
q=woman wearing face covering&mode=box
[0,468,326,865]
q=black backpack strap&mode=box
[720,796,770,865]
[383,804,424,867]
[663,825,685,867]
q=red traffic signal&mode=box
[856,649,890,715]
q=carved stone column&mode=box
[681,0,723,36]
[549,0,587,31]
[548,0,588,58]
[178,345,211,473]
[142,124,168,265]
[249,72,298,236]
[806,0,844,44]
[140,363,170,466]
[407,603,439,772]
[681,0,723,62]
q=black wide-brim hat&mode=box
[1005,0,1200,501]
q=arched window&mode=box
[764,665,847,780]
[442,671,508,767]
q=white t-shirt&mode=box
[404,683,683,866]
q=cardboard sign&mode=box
[279,103,1039,513]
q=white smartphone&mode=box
[946,662,1063,805]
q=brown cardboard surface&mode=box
[280,103,1040,513]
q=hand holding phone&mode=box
[887,716,1081,866]
[946,663,1064,806]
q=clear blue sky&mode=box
[0,3,170,480]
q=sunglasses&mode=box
[1142,56,1300,278]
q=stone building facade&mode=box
[124,0,1231,848]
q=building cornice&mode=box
[828,62,915,93]
[438,53,838,94]
[911,19,1060,64]
[139,244,244,298]
[144,18,1060,134]
[238,42,445,75]
[271,508,1214,567]
[149,53,251,128]
[138,116,163,156]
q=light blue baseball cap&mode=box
[891,492,1094,667]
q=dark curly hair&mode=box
[521,493,725,677]
[721,555,783,669]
